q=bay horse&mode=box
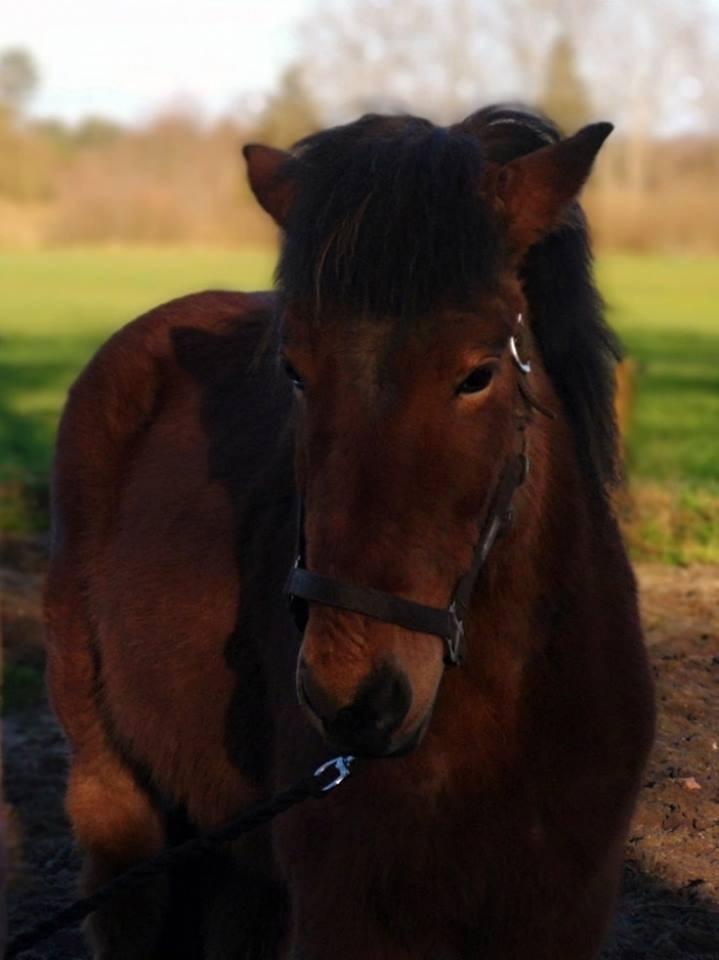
[45,106,654,959]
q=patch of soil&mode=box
[604,565,719,958]
[4,709,85,960]
[3,550,718,958]
[1,535,46,672]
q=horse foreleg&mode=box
[283,910,418,960]
[46,573,181,957]
[200,838,289,960]
[66,755,170,960]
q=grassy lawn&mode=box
[598,255,719,563]
[1,248,717,562]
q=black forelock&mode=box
[274,105,622,491]
[276,113,503,320]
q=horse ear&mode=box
[488,122,613,255]
[243,144,295,228]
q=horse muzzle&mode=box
[297,658,423,757]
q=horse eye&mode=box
[283,360,304,391]
[457,366,494,395]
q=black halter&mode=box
[284,324,537,667]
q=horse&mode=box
[44,105,655,959]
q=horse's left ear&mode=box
[243,144,296,228]
[488,122,613,255]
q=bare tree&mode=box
[296,0,518,123]
[582,0,717,191]
[294,0,590,124]
[252,65,321,147]
[294,0,718,153]
[0,48,39,118]
[539,33,592,134]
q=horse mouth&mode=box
[297,674,431,759]
[383,714,430,757]
[322,717,428,759]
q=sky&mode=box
[3,0,317,123]
[4,0,718,129]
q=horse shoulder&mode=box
[48,289,271,567]
[45,289,276,821]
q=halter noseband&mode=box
[285,318,534,667]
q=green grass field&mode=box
[597,255,719,563]
[1,248,717,562]
[0,248,275,531]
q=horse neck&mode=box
[423,403,629,800]
[464,401,619,675]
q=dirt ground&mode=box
[2,536,718,959]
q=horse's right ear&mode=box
[243,144,295,228]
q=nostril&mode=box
[334,663,412,743]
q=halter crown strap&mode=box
[285,452,526,667]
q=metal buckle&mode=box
[287,558,309,634]
[444,604,465,667]
[313,755,355,793]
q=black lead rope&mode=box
[5,756,356,960]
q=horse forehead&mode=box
[286,303,514,415]
[323,322,443,416]
[333,320,397,378]
[317,312,509,385]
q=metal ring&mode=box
[509,335,531,375]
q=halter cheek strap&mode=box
[284,321,535,668]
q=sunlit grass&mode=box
[599,254,719,488]
[0,247,275,488]
[1,246,276,337]
[1,247,717,562]
[599,254,718,563]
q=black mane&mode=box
[276,105,621,488]
[462,106,622,489]
[277,114,503,319]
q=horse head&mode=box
[243,114,611,757]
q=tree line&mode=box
[1,0,717,251]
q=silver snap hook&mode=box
[313,755,355,792]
